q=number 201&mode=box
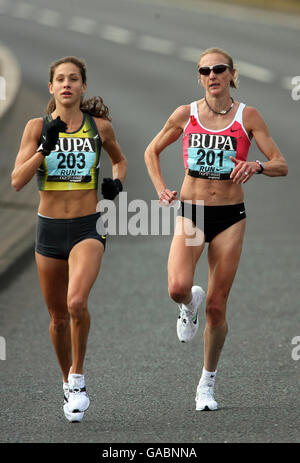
[196,149,224,167]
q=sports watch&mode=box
[255,160,264,174]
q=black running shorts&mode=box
[35,212,106,260]
[177,202,246,243]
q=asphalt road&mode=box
[0,0,299,444]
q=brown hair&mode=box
[198,47,239,89]
[46,56,111,120]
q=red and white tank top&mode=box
[183,101,251,180]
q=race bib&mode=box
[187,133,237,179]
[45,137,96,183]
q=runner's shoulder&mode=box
[243,106,263,122]
[169,105,190,128]
[93,116,112,130]
[24,117,44,140]
[93,116,116,143]
[243,106,265,130]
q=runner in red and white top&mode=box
[145,47,287,411]
[183,99,251,179]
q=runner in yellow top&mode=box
[11,56,127,422]
[37,111,102,191]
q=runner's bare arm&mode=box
[145,106,189,196]
[96,119,127,183]
[244,107,288,177]
[11,118,44,191]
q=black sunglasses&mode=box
[198,64,231,76]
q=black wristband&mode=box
[114,178,123,192]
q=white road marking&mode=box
[138,35,175,55]
[68,16,97,34]
[99,25,134,44]
[147,0,300,31]
[35,9,61,27]
[235,60,274,83]
[0,4,291,90]
[178,46,203,63]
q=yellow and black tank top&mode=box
[37,112,102,191]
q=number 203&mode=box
[57,152,86,169]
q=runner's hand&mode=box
[159,188,178,206]
[101,178,123,200]
[230,157,258,184]
[42,116,68,154]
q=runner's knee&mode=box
[50,316,70,333]
[168,280,191,303]
[206,300,226,327]
[67,295,88,319]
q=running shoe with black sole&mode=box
[63,383,84,423]
[67,373,90,413]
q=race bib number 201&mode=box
[187,133,237,179]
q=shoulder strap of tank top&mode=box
[234,102,251,142]
[190,101,198,116]
[37,115,48,146]
[183,102,197,132]
[234,102,246,124]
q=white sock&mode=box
[182,291,196,312]
[63,382,69,396]
[199,367,217,387]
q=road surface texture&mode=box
[0,0,299,445]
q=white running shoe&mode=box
[67,373,90,413]
[63,383,84,423]
[195,384,218,411]
[177,286,205,343]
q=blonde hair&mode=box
[198,47,239,89]
[46,56,111,120]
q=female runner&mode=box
[145,47,287,410]
[12,56,127,422]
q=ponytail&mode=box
[81,96,111,120]
[46,96,56,115]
